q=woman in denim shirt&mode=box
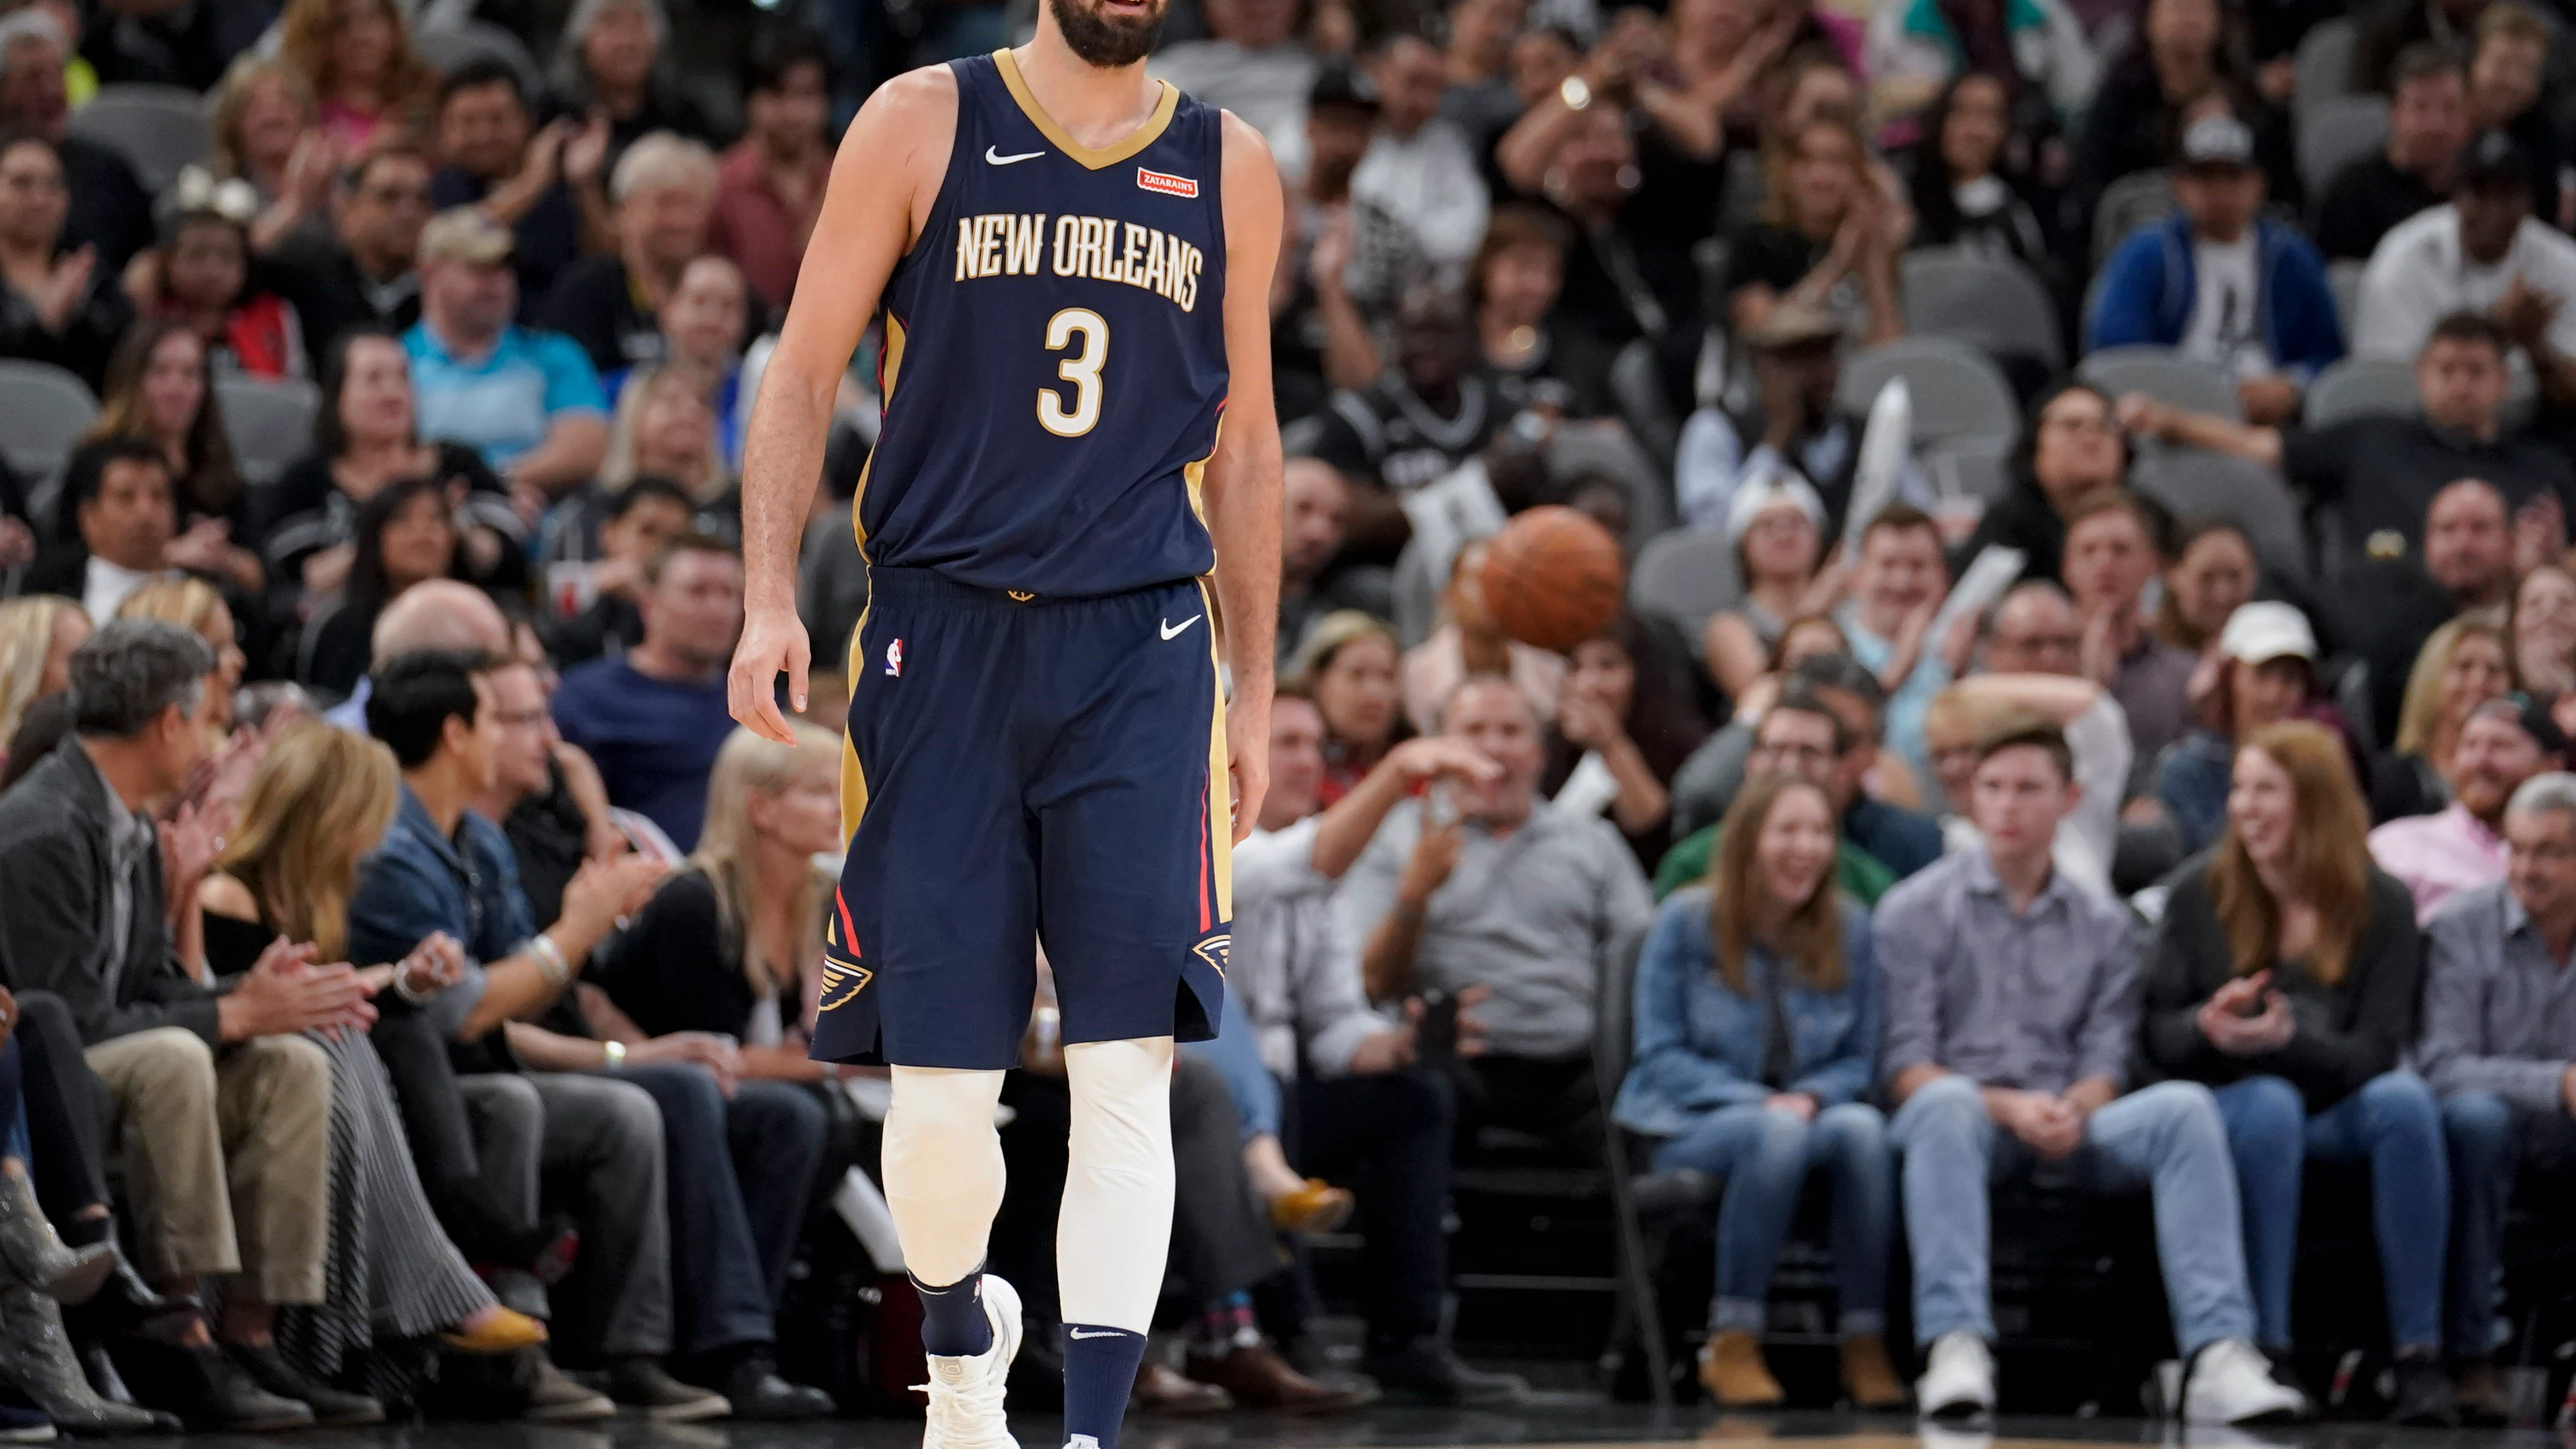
[1612,774,1899,1410]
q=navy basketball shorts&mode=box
[809,566,1231,1069]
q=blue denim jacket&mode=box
[348,785,535,1044]
[1612,889,1880,1139]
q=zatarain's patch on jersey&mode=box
[1136,167,1198,198]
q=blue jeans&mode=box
[1649,1101,1891,1335]
[2440,1091,2525,1360]
[2211,1071,2448,1355]
[1890,1076,2257,1354]
[616,1065,828,1356]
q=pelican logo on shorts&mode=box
[817,960,872,1010]
[819,889,872,1010]
[884,638,904,676]
[1191,932,1231,978]
[1136,167,1198,199]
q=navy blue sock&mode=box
[1059,1323,1146,1449]
[913,1269,994,1357]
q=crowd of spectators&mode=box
[16,0,2576,1424]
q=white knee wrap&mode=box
[881,1066,1008,1287]
[1057,1037,1176,1333]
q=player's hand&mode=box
[1225,693,1269,844]
[729,601,811,745]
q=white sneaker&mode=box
[2183,1338,2306,1425]
[919,1274,1024,1449]
[1917,1330,1995,1419]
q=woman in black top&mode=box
[263,330,523,620]
[0,135,132,392]
[1543,612,1710,869]
[2137,719,2453,1419]
[195,723,546,1396]
[293,474,483,696]
[1902,73,2056,275]
[1469,206,1615,419]
[1722,114,1906,348]
[594,719,842,1077]
[1955,379,2130,583]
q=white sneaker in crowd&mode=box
[2183,1338,2307,1425]
[1917,1330,1995,1419]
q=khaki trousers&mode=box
[84,1028,331,1304]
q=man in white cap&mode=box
[2153,600,2324,852]
[2088,112,2344,425]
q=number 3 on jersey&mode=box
[1037,308,1108,437]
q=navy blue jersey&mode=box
[855,50,1229,598]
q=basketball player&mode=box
[723,0,1283,1441]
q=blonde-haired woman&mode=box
[198,724,546,1396]
[118,577,247,738]
[600,364,731,505]
[2374,618,2514,823]
[1612,773,1899,1408]
[209,54,333,252]
[589,724,835,1301]
[275,0,436,151]
[2139,719,2453,1421]
[1721,113,1906,347]
[0,598,87,765]
[1287,611,1410,807]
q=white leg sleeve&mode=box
[1057,1037,1176,1333]
[882,1065,1009,1287]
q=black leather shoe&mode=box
[1359,1339,1528,1407]
[716,1355,834,1421]
[2391,1358,2459,1427]
[111,1339,311,1433]
[64,1252,189,1338]
[223,1343,384,1427]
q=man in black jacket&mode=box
[0,621,375,1430]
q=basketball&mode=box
[1480,506,1625,653]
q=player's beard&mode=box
[1050,0,1165,68]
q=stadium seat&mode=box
[2293,17,2356,116]
[1901,248,2064,371]
[2327,258,2365,331]
[0,359,98,489]
[1925,431,2016,505]
[2302,355,2417,427]
[2130,443,2311,581]
[1834,337,2020,444]
[1627,527,1742,648]
[413,22,544,96]
[2079,345,2243,420]
[66,85,211,194]
[2297,96,2388,198]
[2091,171,2175,269]
[1551,424,1673,543]
[215,376,321,489]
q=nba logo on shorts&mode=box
[885,639,904,676]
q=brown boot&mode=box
[1183,1340,1376,1412]
[2455,1360,2511,1427]
[1840,1332,1907,1411]
[1698,1330,1784,1407]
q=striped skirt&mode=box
[278,1029,494,1383]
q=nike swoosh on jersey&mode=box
[985,146,1044,165]
[1160,615,1202,640]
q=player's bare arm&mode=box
[1203,110,1284,842]
[729,66,959,744]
